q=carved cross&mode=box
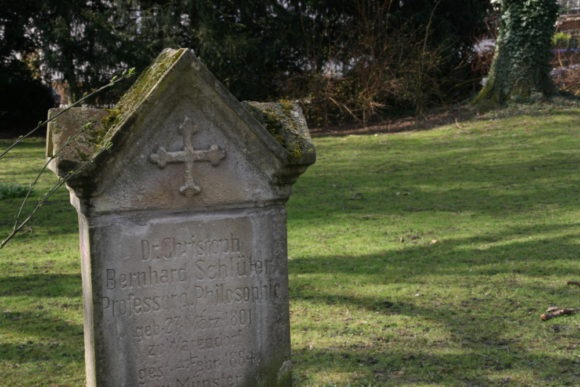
[150,116,226,197]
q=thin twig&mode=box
[11,156,56,232]
[1,178,67,248]
[328,96,363,125]
[0,159,94,248]
[0,68,134,160]
[0,69,134,248]
[1,119,95,249]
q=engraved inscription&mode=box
[150,116,226,197]
[98,214,289,386]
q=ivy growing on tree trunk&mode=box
[474,0,559,107]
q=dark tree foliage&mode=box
[284,0,490,124]
[2,0,492,128]
[192,1,302,100]
[0,61,55,135]
[0,1,41,61]
[1,1,56,133]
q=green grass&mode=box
[0,139,85,385]
[1,101,580,386]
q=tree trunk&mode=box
[474,0,559,108]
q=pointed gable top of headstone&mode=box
[47,48,315,213]
[46,48,315,386]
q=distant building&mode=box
[559,0,580,15]
[558,0,580,37]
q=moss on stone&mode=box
[100,108,121,133]
[243,101,315,162]
[94,48,314,164]
[101,48,186,138]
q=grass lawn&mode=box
[1,101,579,386]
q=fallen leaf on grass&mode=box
[540,307,578,321]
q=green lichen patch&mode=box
[243,101,315,163]
[46,107,110,167]
[101,48,186,137]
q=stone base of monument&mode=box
[47,48,315,386]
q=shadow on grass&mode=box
[0,274,84,372]
[0,191,76,232]
[290,155,580,235]
[289,225,580,384]
[288,114,580,383]
[0,138,45,149]
[0,274,81,298]
[291,281,579,384]
[292,346,579,385]
[310,96,580,138]
[0,311,83,363]
[291,223,580,279]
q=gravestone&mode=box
[46,48,315,386]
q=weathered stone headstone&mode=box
[46,48,315,386]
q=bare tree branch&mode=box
[0,68,134,248]
[0,68,134,161]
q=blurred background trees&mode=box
[2,0,571,133]
[474,0,560,108]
